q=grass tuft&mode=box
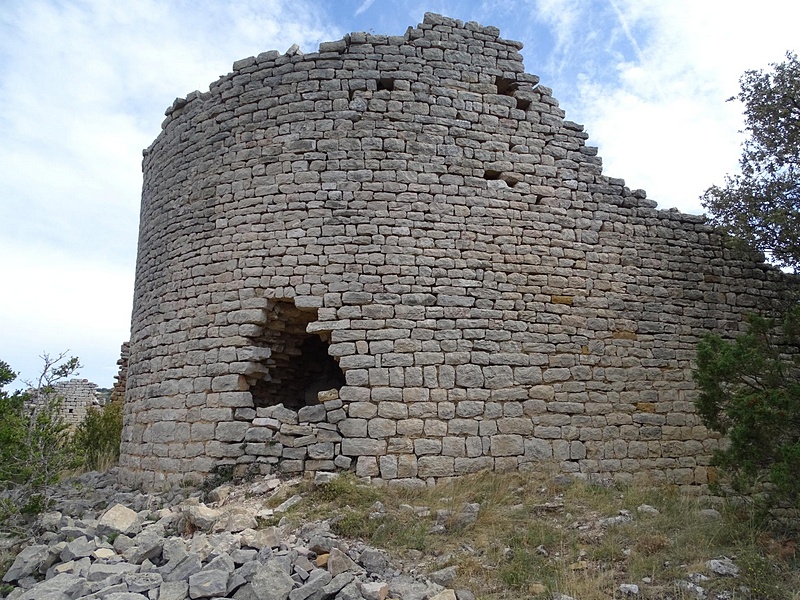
[281,471,799,599]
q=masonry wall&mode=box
[120,13,795,491]
[27,379,100,427]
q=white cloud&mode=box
[355,0,376,16]
[533,0,800,213]
[0,238,134,390]
[0,0,342,386]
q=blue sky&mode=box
[1,0,798,389]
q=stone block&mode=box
[341,438,386,456]
[490,435,524,457]
[418,456,455,478]
[216,421,249,442]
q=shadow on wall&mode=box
[249,299,345,410]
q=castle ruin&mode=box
[120,14,794,491]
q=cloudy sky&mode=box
[1,0,797,390]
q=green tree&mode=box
[701,52,800,272]
[72,400,123,471]
[696,53,800,518]
[695,309,800,512]
[0,354,81,524]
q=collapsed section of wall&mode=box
[121,13,795,490]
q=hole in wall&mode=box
[495,76,519,95]
[483,170,519,187]
[249,300,345,410]
[501,174,520,187]
[515,97,531,111]
[377,77,395,91]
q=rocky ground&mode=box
[0,470,465,600]
[0,469,784,600]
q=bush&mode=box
[72,400,123,471]
[0,355,81,526]
[694,306,800,516]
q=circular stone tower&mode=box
[121,13,791,490]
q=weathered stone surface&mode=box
[429,566,457,587]
[125,571,164,593]
[3,544,50,582]
[183,504,222,531]
[189,568,230,598]
[118,10,798,492]
[327,547,357,577]
[97,503,140,537]
[360,581,389,600]
[250,561,295,600]
[14,573,84,600]
[159,581,190,600]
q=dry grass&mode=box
[283,469,800,600]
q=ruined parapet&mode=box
[121,13,796,490]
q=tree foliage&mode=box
[695,309,800,512]
[696,54,800,523]
[0,354,81,523]
[72,399,123,471]
[701,52,800,272]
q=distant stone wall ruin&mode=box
[120,13,796,491]
[28,378,101,427]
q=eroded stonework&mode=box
[121,13,794,490]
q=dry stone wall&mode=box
[121,13,796,491]
[29,379,101,427]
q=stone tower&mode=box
[121,13,793,490]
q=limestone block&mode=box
[356,456,379,477]
[338,418,368,437]
[455,401,484,417]
[377,401,408,419]
[424,419,447,436]
[216,421,249,442]
[448,419,479,436]
[418,456,455,478]
[455,364,483,388]
[211,375,246,392]
[490,435,524,456]
[348,402,378,418]
[341,438,386,456]
[368,418,397,438]
[497,418,533,435]
[524,438,552,460]
[98,504,141,537]
[298,404,327,423]
[414,439,442,456]
[379,455,398,479]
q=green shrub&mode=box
[694,306,800,517]
[0,356,81,527]
[72,400,123,471]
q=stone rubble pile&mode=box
[1,471,463,600]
